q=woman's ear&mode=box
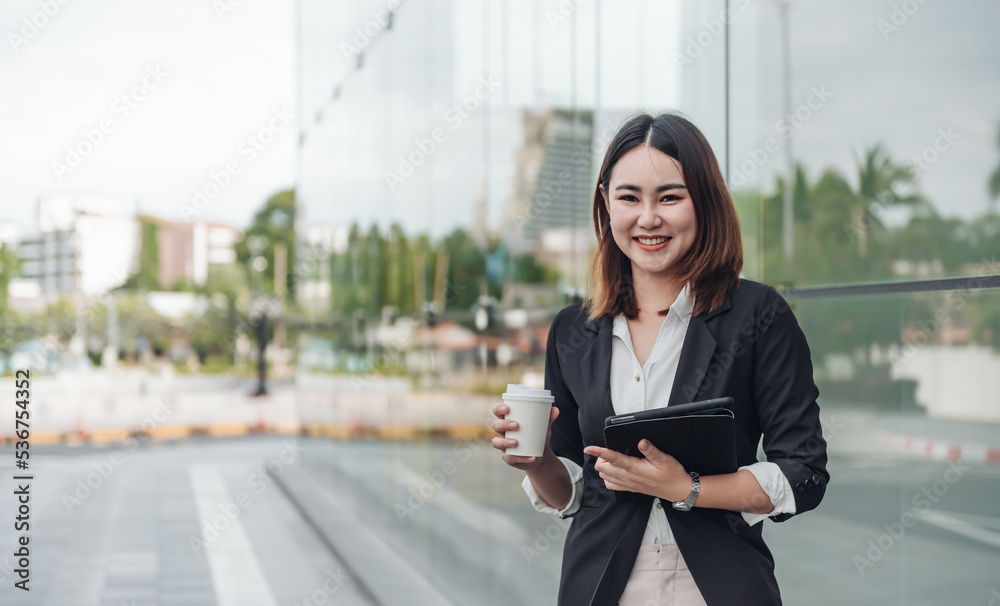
[599,182,610,211]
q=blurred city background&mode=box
[0,0,998,605]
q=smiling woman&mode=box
[491,113,828,606]
[588,114,744,324]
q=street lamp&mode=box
[247,235,269,397]
[474,295,499,377]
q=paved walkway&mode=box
[0,438,373,606]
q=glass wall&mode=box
[296,1,1000,604]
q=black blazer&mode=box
[544,279,829,606]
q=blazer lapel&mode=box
[667,288,734,406]
[577,286,736,422]
[579,313,615,427]
[666,318,717,406]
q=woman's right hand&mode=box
[490,401,560,472]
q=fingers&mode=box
[491,401,507,419]
[584,445,622,466]
[491,435,518,451]
[490,416,518,437]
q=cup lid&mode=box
[502,383,554,403]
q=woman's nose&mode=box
[638,201,660,227]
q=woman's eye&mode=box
[617,194,681,203]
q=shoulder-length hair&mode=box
[583,112,743,322]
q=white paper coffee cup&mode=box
[501,384,555,457]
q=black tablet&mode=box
[605,396,735,427]
[602,397,737,503]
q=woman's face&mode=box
[601,144,697,284]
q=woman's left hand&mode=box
[583,440,691,502]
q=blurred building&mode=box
[154,218,242,288]
[506,108,595,257]
[18,193,138,299]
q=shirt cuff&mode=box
[738,461,796,526]
[520,456,584,519]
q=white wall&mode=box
[891,345,1000,422]
[75,214,139,295]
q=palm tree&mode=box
[849,145,928,257]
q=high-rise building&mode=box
[506,108,595,257]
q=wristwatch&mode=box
[671,472,700,511]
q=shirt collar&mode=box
[613,282,695,338]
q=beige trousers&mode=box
[616,543,709,606]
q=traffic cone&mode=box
[253,402,270,434]
[75,411,88,442]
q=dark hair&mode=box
[582,112,743,321]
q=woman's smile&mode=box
[633,236,672,251]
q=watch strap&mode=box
[672,472,700,511]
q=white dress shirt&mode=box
[522,283,796,544]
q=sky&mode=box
[753,0,1000,223]
[1,0,997,244]
[296,0,1000,240]
[0,0,296,237]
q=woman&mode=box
[491,113,828,606]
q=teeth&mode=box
[637,237,668,245]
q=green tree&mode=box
[847,144,928,257]
[439,227,487,311]
[0,243,20,313]
[121,217,160,291]
[989,123,1000,215]
[235,189,296,296]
